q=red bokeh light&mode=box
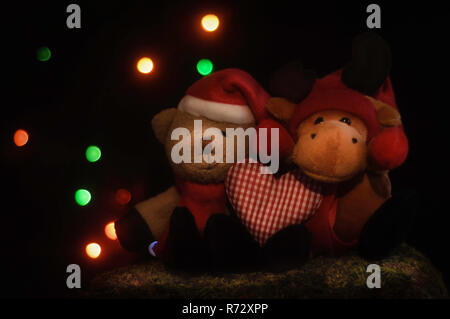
[115,189,131,205]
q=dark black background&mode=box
[2,0,449,298]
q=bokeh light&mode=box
[197,59,213,76]
[105,222,117,240]
[36,46,51,62]
[149,241,158,257]
[115,189,131,205]
[86,243,101,259]
[85,145,101,163]
[75,189,91,206]
[201,14,219,32]
[137,57,154,74]
[14,129,29,147]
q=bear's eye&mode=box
[340,117,351,125]
[221,130,227,137]
[314,117,324,125]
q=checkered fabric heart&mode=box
[225,161,324,246]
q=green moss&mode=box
[85,244,448,299]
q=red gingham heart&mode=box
[225,161,324,246]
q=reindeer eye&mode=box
[314,117,324,125]
[340,117,351,125]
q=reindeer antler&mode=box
[342,32,392,97]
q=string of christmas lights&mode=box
[15,13,221,260]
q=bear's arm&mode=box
[134,186,180,240]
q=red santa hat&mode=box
[178,68,270,124]
[287,68,408,170]
[288,69,380,140]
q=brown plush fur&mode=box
[365,96,401,127]
[161,109,254,184]
[266,97,297,123]
[291,110,368,183]
[266,97,400,243]
[134,108,255,240]
[135,186,180,240]
[335,172,390,242]
[152,108,178,144]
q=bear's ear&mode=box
[151,108,177,144]
[342,32,391,96]
[269,59,316,104]
[365,96,402,127]
[265,97,297,123]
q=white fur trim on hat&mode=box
[178,95,255,124]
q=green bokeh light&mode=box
[36,46,51,62]
[196,59,213,76]
[86,145,101,163]
[75,189,91,206]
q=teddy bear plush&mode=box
[115,68,283,272]
[225,33,415,271]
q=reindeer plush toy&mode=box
[225,33,415,270]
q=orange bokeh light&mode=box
[105,222,117,240]
[14,129,29,147]
[137,57,154,74]
[201,14,219,32]
[115,189,131,205]
[86,243,101,259]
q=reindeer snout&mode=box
[294,121,367,182]
[309,123,359,146]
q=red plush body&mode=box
[305,192,357,256]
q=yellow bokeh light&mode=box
[201,14,219,32]
[86,243,101,259]
[105,222,117,240]
[137,57,154,74]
